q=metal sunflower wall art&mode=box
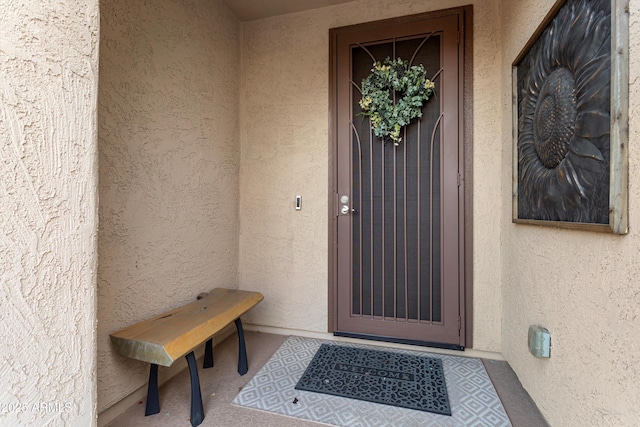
[512,0,628,233]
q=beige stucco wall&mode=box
[0,1,99,425]
[5,0,638,423]
[97,0,240,412]
[239,0,504,351]
[500,1,640,425]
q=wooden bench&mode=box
[109,288,263,427]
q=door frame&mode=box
[328,6,474,348]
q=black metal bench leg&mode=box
[234,318,248,375]
[185,351,205,427]
[145,363,160,416]
[203,338,214,369]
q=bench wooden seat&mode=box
[110,288,263,426]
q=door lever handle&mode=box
[340,206,359,215]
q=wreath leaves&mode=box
[359,57,435,145]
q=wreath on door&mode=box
[359,57,435,145]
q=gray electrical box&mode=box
[528,325,551,358]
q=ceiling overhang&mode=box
[223,0,357,22]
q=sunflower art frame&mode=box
[512,0,629,234]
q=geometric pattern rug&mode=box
[233,336,512,427]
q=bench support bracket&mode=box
[203,338,214,369]
[235,318,248,375]
[145,363,160,416]
[186,351,205,427]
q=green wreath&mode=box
[359,57,435,145]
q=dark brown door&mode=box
[331,11,465,348]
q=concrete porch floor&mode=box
[104,331,549,427]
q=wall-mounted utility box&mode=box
[528,325,551,358]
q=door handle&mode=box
[340,206,358,215]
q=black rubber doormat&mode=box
[295,344,451,416]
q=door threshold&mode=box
[334,331,464,351]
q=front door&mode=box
[331,10,467,349]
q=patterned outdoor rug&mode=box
[233,336,511,427]
[295,343,451,415]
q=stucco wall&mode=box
[0,1,99,426]
[500,1,640,425]
[97,0,240,412]
[238,0,504,351]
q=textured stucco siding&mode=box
[97,0,240,412]
[238,0,504,351]
[500,1,640,425]
[0,1,99,426]
[5,0,635,423]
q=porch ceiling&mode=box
[223,0,357,22]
